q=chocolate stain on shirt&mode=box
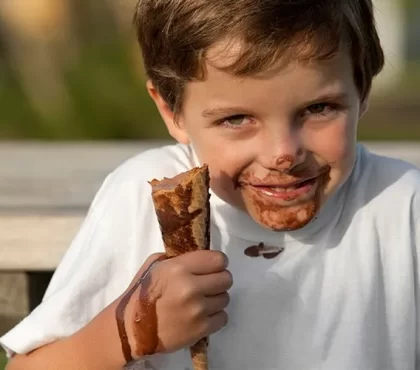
[144,360,159,369]
[244,242,284,259]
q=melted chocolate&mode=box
[116,256,166,363]
[132,270,162,356]
[238,166,331,231]
[148,166,211,365]
[151,168,211,257]
[244,242,284,259]
[275,154,295,169]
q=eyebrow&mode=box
[201,106,254,119]
[304,92,350,105]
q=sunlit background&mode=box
[0,0,419,367]
[0,0,419,140]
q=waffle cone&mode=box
[150,165,210,370]
[190,338,209,370]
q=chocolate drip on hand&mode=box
[115,255,166,364]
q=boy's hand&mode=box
[117,250,232,362]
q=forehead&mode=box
[203,35,348,75]
[184,40,356,106]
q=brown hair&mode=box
[134,0,384,113]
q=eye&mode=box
[300,102,342,120]
[306,103,331,115]
[219,115,253,128]
[308,103,326,114]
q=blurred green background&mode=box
[0,0,419,142]
[0,0,419,367]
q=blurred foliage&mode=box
[1,45,419,141]
[405,0,420,11]
[0,42,168,140]
[358,62,420,141]
[0,350,5,370]
[0,0,418,141]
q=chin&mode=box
[240,183,327,232]
[247,202,320,232]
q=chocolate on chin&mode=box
[149,164,211,370]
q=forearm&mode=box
[6,300,127,370]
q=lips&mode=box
[253,178,317,201]
[239,170,327,203]
[253,176,318,190]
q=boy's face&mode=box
[149,43,368,232]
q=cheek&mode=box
[305,117,357,169]
[189,134,253,204]
[192,133,252,174]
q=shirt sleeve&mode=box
[0,161,163,358]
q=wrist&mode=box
[70,298,130,369]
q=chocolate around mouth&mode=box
[252,177,317,189]
[236,166,330,189]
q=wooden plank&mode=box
[0,140,171,209]
[0,273,28,316]
[0,213,83,271]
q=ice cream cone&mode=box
[190,337,209,370]
[150,165,211,370]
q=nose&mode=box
[258,130,306,172]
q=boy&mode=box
[2,0,420,369]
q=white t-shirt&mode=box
[1,143,419,370]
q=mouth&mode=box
[243,175,322,203]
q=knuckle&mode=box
[166,260,186,277]
[222,292,230,307]
[222,270,233,289]
[199,320,211,338]
[212,251,228,270]
[206,311,229,335]
[220,311,229,326]
[190,300,206,319]
[178,282,197,302]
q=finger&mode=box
[205,311,229,336]
[204,293,230,316]
[196,270,233,296]
[177,250,229,275]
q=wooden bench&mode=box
[0,141,169,311]
[1,141,419,310]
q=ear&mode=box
[146,80,190,144]
[359,94,370,119]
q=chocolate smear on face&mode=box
[244,242,284,259]
[275,155,295,169]
[238,166,331,231]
